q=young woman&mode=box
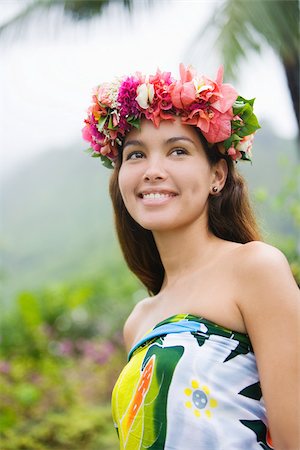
[83,65,300,449]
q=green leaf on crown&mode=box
[241,152,252,162]
[100,154,114,169]
[84,147,94,154]
[127,116,141,129]
[223,133,241,150]
[107,115,114,130]
[233,96,255,114]
[97,116,107,132]
[239,115,261,137]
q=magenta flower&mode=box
[118,76,141,118]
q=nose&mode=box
[143,157,167,182]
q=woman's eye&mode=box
[171,148,187,156]
[126,151,144,160]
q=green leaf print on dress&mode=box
[112,342,184,450]
[240,420,274,449]
[142,344,184,449]
[239,381,262,401]
[190,317,252,362]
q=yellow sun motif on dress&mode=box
[184,379,218,419]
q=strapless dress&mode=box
[111,314,273,449]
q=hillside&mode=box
[1,125,298,301]
[1,145,123,300]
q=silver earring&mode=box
[212,186,218,193]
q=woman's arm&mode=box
[238,242,300,450]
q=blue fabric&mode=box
[128,319,202,361]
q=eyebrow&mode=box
[123,136,196,150]
[123,139,145,150]
[165,136,196,145]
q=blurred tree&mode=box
[199,0,299,142]
[1,0,298,141]
[0,0,136,29]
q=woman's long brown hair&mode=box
[109,129,261,295]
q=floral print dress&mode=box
[111,314,273,449]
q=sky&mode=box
[0,0,298,180]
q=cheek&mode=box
[184,175,211,196]
[118,167,136,208]
[118,168,128,201]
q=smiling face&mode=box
[118,118,224,233]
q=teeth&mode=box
[143,193,171,199]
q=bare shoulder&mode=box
[237,240,289,263]
[235,240,296,283]
[234,240,300,329]
[123,297,153,353]
[232,243,300,447]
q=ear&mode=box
[211,159,228,192]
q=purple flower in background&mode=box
[0,360,10,374]
[58,339,74,356]
[94,340,115,365]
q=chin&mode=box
[137,218,185,233]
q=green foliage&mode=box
[209,0,299,76]
[1,268,141,357]
[0,0,142,35]
[0,271,143,449]
[253,158,300,284]
[0,347,123,448]
[195,0,299,135]
[63,0,135,19]
[223,96,260,155]
[1,403,118,450]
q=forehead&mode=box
[124,117,201,145]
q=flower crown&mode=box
[82,64,260,168]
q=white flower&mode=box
[136,83,155,109]
[236,134,254,156]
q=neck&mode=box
[153,220,220,289]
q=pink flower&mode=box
[94,80,120,109]
[143,69,175,127]
[183,107,233,143]
[171,64,238,143]
[82,124,93,143]
[100,142,118,159]
[95,83,114,107]
[201,108,233,143]
[227,146,242,161]
[170,64,196,109]
[209,66,238,113]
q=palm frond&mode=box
[0,0,138,36]
[190,0,299,139]
[212,0,299,75]
[0,0,48,34]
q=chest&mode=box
[136,273,246,344]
